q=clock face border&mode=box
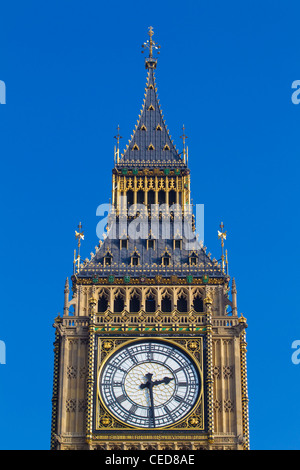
[94,336,204,432]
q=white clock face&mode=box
[99,340,201,428]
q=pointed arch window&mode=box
[130,291,141,313]
[145,295,156,312]
[130,250,140,266]
[156,125,162,131]
[148,104,155,111]
[161,293,172,312]
[148,143,155,151]
[104,253,113,266]
[193,294,204,313]
[132,256,139,266]
[98,292,109,313]
[140,124,147,131]
[189,251,198,266]
[161,250,171,266]
[114,292,125,313]
[147,189,155,206]
[163,144,170,151]
[177,293,188,312]
[132,143,139,150]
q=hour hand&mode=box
[140,372,153,389]
[152,376,174,387]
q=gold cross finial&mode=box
[148,26,154,58]
[142,26,161,66]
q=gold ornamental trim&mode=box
[93,336,205,433]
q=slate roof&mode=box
[76,49,225,281]
[116,66,187,169]
[77,220,225,279]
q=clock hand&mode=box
[148,380,155,427]
[139,373,155,427]
[152,376,174,387]
[140,372,153,390]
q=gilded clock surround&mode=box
[94,336,204,432]
[50,28,249,451]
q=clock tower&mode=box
[50,27,250,451]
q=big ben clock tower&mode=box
[50,27,250,451]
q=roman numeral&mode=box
[112,382,122,387]
[127,350,138,364]
[116,394,126,404]
[129,404,138,414]
[163,405,174,421]
[174,395,184,403]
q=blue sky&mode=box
[0,0,300,450]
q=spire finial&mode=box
[114,124,122,150]
[218,222,227,274]
[180,124,188,162]
[114,124,122,164]
[142,26,161,69]
[74,222,84,274]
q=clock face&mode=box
[99,340,201,428]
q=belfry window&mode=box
[169,190,176,206]
[177,295,188,313]
[137,190,144,204]
[158,190,165,204]
[193,295,204,313]
[147,190,155,206]
[146,295,156,312]
[161,296,172,312]
[114,294,124,313]
[130,294,140,313]
[127,190,134,206]
[98,295,108,313]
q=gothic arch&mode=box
[145,287,157,312]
